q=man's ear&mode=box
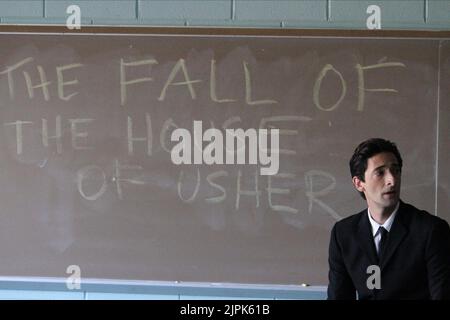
[352,176,365,193]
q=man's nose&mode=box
[385,170,396,186]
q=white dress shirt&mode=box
[367,202,399,253]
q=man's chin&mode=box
[382,198,399,209]
[383,191,399,200]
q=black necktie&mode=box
[377,226,388,258]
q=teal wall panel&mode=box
[0,0,43,18]
[235,0,327,22]
[0,0,448,30]
[329,0,425,27]
[139,0,230,21]
[428,0,450,24]
[45,0,136,20]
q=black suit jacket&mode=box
[327,200,450,300]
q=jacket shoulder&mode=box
[332,208,366,233]
[398,202,450,243]
[401,202,448,226]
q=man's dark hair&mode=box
[349,138,403,199]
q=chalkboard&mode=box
[0,27,449,286]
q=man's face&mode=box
[353,152,401,213]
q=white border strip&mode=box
[0,276,326,291]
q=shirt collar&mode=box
[367,201,400,237]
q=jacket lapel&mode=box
[380,201,408,270]
[356,210,379,266]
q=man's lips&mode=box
[383,190,397,196]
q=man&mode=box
[327,138,450,300]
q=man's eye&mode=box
[374,170,383,176]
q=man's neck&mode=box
[368,202,399,225]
